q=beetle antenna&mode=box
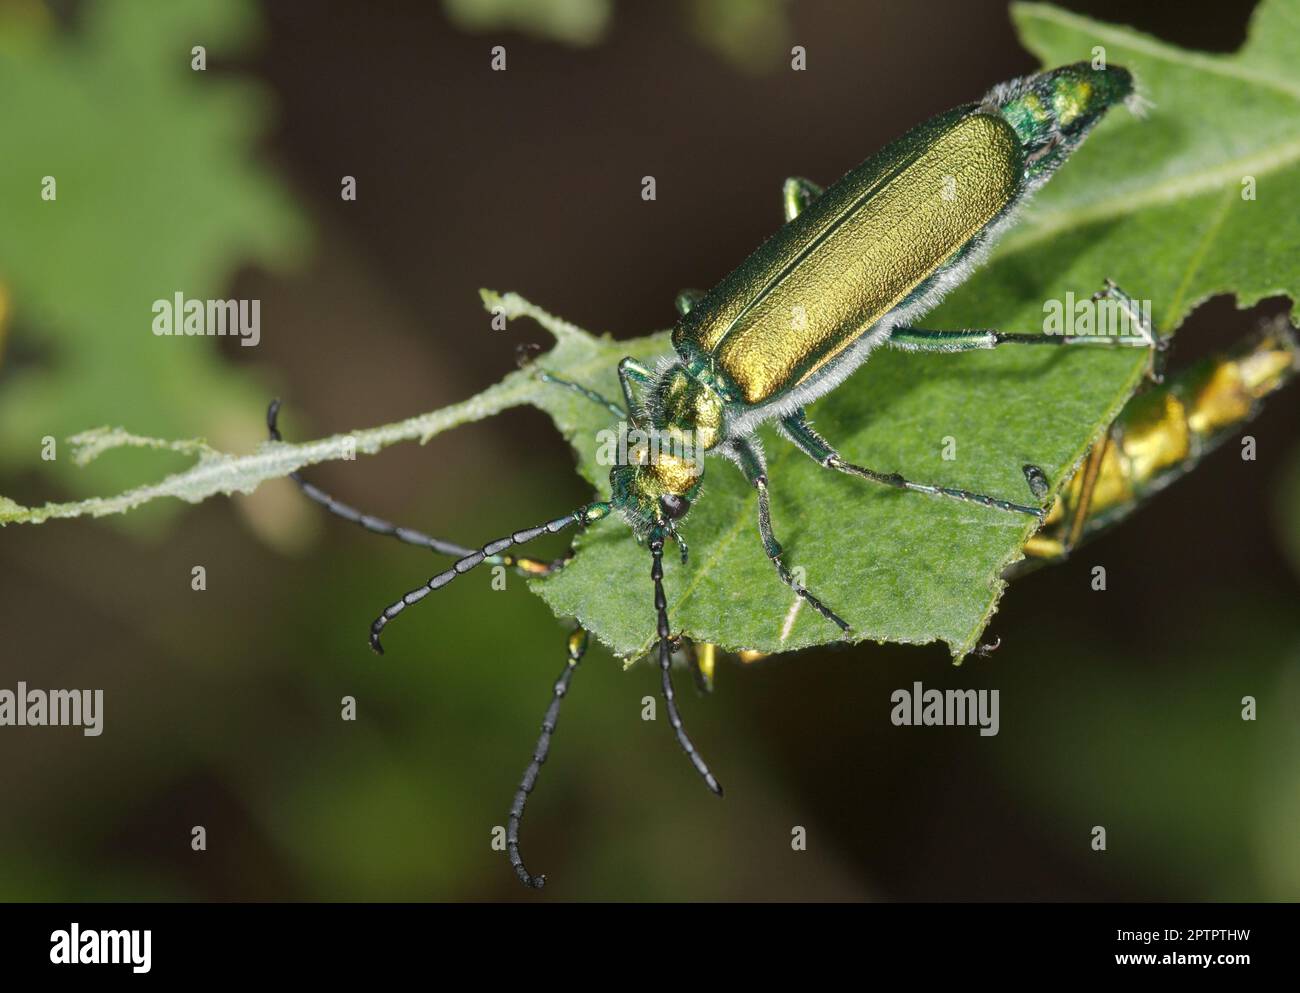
[650,530,723,796]
[269,399,568,576]
[369,501,612,653]
[268,399,478,557]
[507,627,588,889]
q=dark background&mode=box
[1,0,1296,901]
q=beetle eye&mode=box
[659,493,690,521]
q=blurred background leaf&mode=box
[687,0,791,74]
[442,0,613,46]
[440,0,793,73]
[0,0,307,507]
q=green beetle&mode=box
[272,61,1155,887]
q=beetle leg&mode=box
[887,282,1163,379]
[667,521,689,564]
[780,409,1046,519]
[730,436,851,634]
[1060,434,1110,556]
[1021,423,1118,563]
[1094,280,1167,382]
[618,357,655,426]
[782,177,824,221]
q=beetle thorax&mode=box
[647,363,725,452]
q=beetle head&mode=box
[609,443,703,537]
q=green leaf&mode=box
[6,2,1297,663]
[0,0,307,499]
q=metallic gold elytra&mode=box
[676,110,1023,405]
[1188,362,1253,435]
[1237,341,1296,395]
[1082,439,1133,515]
[1023,321,1298,563]
[1119,391,1191,483]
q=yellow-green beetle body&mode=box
[605,61,1142,538]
